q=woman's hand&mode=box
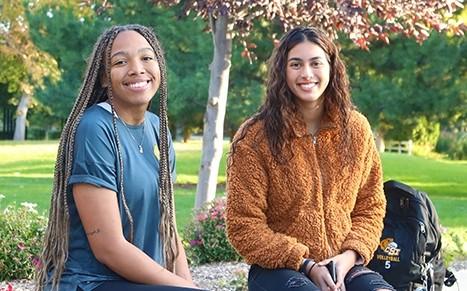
[307,262,337,291]
[316,250,359,291]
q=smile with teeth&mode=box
[299,82,317,90]
[125,80,150,89]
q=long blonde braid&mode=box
[35,24,178,290]
[131,24,179,271]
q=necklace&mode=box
[119,116,146,154]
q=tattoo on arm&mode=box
[86,228,101,236]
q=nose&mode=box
[301,64,313,79]
[128,60,145,75]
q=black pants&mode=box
[88,281,204,291]
[248,264,396,291]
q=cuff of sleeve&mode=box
[355,252,364,265]
[285,243,310,271]
[340,240,373,265]
[68,175,117,193]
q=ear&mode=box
[100,69,109,88]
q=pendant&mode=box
[138,145,144,154]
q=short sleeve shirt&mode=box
[49,104,176,291]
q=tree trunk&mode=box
[13,94,31,141]
[195,14,232,209]
[182,127,192,143]
[375,131,385,153]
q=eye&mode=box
[142,55,155,61]
[289,62,301,69]
[112,59,126,66]
[311,61,323,68]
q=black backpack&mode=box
[368,180,456,291]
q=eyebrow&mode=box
[111,47,155,59]
[288,56,324,62]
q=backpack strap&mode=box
[444,269,457,287]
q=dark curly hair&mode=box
[231,26,354,163]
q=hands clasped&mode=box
[304,250,358,291]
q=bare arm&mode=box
[73,183,198,288]
[174,236,193,282]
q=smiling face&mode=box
[108,30,160,110]
[285,40,330,109]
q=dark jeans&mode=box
[88,281,204,291]
[248,264,396,291]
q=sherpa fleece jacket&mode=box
[226,110,385,271]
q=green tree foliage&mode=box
[0,54,27,94]
[0,0,60,140]
[225,21,278,140]
[27,0,212,139]
[27,4,106,132]
[27,0,275,142]
[345,31,466,150]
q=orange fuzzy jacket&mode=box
[226,110,385,271]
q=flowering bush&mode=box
[184,197,242,265]
[0,195,47,281]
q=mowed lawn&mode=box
[382,153,467,228]
[0,140,228,229]
[0,141,466,232]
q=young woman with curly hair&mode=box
[226,27,395,291]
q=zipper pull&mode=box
[312,135,317,145]
[419,222,426,234]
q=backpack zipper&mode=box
[419,222,426,234]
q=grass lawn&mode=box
[0,141,466,262]
[382,153,467,227]
[173,140,228,185]
[0,140,229,230]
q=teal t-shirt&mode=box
[49,104,176,291]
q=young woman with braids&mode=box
[226,27,395,291]
[36,24,201,291]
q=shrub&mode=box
[0,195,47,281]
[435,132,467,160]
[411,117,440,149]
[442,228,467,266]
[384,117,440,150]
[183,197,242,265]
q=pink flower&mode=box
[210,210,219,219]
[31,256,43,270]
[0,283,14,291]
[196,213,207,222]
[213,200,225,211]
[17,242,25,251]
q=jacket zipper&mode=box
[310,132,333,257]
[312,135,318,145]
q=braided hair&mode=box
[35,24,178,291]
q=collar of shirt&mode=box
[290,107,340,138]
